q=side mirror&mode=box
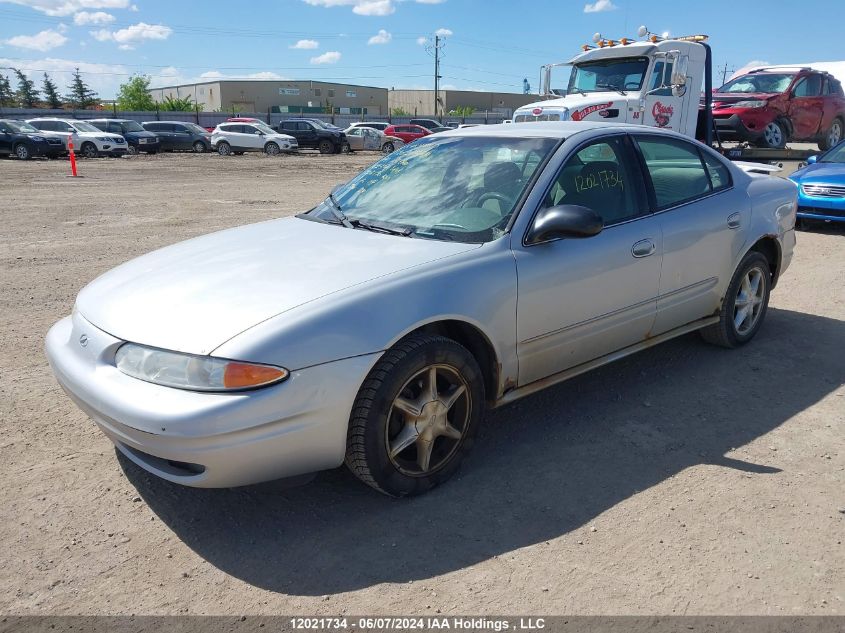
[671,55,688,87]
[807,155,818,165]
[526,204,603,244]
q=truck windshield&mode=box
[718,73,795,94]
[568,57,649,93]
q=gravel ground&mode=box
[0,151,842,616]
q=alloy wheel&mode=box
[385,364,470,476]
[763,122,784,148]
[734,267,766,335]
[829,121,842,147]
[15,145,30,160]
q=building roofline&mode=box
[149,79,389,91]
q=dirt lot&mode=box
[0,152,842,616]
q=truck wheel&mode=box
[700,251,771,349]
[318,139,334,154]
[14,143,31,160]
[819,118,843,151]
[759,120,786,149]
[345,334,484,497]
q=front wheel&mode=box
[758,120,787,149]
[700,251,771,348]
[345,334,485,497]
[264,141,280,156]
[81,142,98,159]
[318,139,334,154]
[14,144,31,160]
[216,142,231,156]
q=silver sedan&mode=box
[46,122,797,497]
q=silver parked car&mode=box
[46,122,797,497]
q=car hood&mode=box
[77,131,124,140]
[76,217,480,355]
[711,92,776,105]
[789,162,845,182]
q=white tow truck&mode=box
[514,27,815,165]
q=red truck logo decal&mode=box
[652,101,674,127]
[571,102,613,121]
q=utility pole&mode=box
[434,34,441,119]
[719,62,735,86]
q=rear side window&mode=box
[635,136,723,209]
[144,123,160,131]
[702,153,732,192]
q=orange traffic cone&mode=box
[68,139,78,177]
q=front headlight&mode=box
[31,135,46,141]
[732,100,768,108]
[115,343,288,392]
[96,136,111,141]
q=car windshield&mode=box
[253,122,276,134]
[568,57,649,93]
[305,135,558,243]
[122,121,144,132]
[8,121,39,133]
[718,73,795,94]
[184,123,207,134]
[72,121,102,132]
[820,143,845,163]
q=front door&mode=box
[789,74,825,140]
[640,58,688,134]
[513,134,662,385]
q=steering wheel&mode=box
[473,191,513,209]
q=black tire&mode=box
[700,251,772,348]
[382,141,395,154]
[81,142,98,159]
[345,334,485,497]
[216,141,231,156]
[14,143,31,160]
[126,145,137,155]
[264,141,280,156]
[193,141,207,153]
[756,120,787,149]
[318,139,334,154]
[818,117,843,151]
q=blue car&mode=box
[789,141,845,225]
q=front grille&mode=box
[798,206,845,218]
[801,184,845,198]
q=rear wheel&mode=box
[264,141,280,156]
[345,334,484,497]
[819,118,843,151]
[758,120,787,149]
[700,251,771,348]
[318,139,334,154]
[193,141,207,153]
[216,141,231,156]
[14,143,31,160]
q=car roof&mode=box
[432,121,666,139]
[144,121,196,125]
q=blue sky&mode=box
[1,0,843,99]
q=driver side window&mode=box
[543,136,642,227]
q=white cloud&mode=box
[199,70,288,80]
[73,10,115,24]
[583,0,617,12]
[90,22,173,48]
[0,0,131,16]
[367,29,391,45]
[730,60,770,80]
[289,39,319,49]
[416,36,427,45]
[434,27,452,36]
[0,55,129,96]
[4,28,68,51]
[310,50,341,64]
[415,0,445,3]
[302,0,441,14]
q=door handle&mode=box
[631,239,656,258]
[727,212,742,229]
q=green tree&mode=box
[116,74,156,111]
[450,105,475,118]
[0,73,14,107]
[13,68,40,107]
[41,73,62,109]
[66,68,98,109]
[158,95,201,111]
[391,107,410,116]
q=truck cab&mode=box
[514,35,707,138]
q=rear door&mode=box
[171,124,193,150]
[789,74,825,139]
[148,123,174,150]
[0,122,12,153]
[632,134,749,334]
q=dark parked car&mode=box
[410,118,442,131]
[0,119,65,159]
[276,119,346,154]
[711,68,845,150]
[89,119,160,155]
[141,121,211,153]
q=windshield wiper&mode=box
[570,87,587,96]
[349,218,412,237]
[325,193,353,228]
[596,83,626,95]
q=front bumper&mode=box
[712,112,772,142]
[795,187,845,223]
[46,312,377,488]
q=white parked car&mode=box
[26,118,127,158]
[347,121,391,132]
[212,122,298,156]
